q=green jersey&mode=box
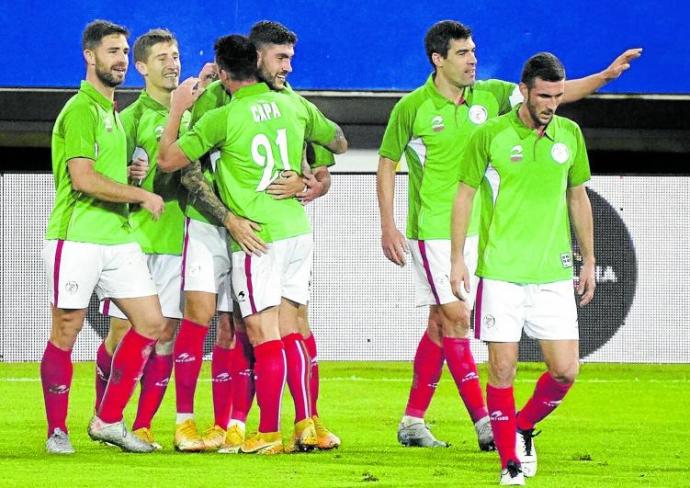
[379,75,519,240]
[46,80,134,244]
[177,82,336,249]
[185,80,233,225]
[120,91,190,255]
[460,105,591,284]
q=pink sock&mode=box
[230,331,255,423]
[41,341,73,436]
[282,333,312,423]
[254,340,286,433]
[404,332,444,418]
[98,329,155,423]
[303,334,319,417]
[443,337,488,422]
[487,384,518,469]
[132,350,173,430]
[517,372,573,431]
[94,342,112,413]
[211,344,233,429]
[173,319,208,414]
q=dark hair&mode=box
[133,28,176,63]
[82,19,129,50]
[214,34,258,82]
[424,20,472,68]
[249,20,297,49]
[521,52,566,88]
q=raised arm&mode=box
[567,184,596,306]
[68,158,163,219]
[158,77,201,172]
[563,48,643,103]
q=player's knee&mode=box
[184,300,215,325]
[489,358,517,386]
[549,362,579,384]
[158,319,177,343]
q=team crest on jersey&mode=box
[431,115,445,132]
[510,145,523,162]
[65,281,79,294]
[104,116,113,132]
[551,143,570,164]
[468,105,488,125]
[155,126,164,141]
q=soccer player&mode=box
[94,28,191,450]
[41,19,165,454]
[158,34,347,454]
[450,52,594,486]
[377,20,641,450]
[249,19,342,452]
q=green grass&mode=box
[1,362,689,487]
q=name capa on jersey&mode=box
[251,101,282,122]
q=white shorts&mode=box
[42,240,157,309]
[182,218,233,312]
[232,234,313,318]
[474,278,579,342]
[408,235,479,308]
[100,254,183,320]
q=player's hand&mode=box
[140,192,165,220]
[602,48,643,81]
[128,155,149,183]
[450,259,472,303]
[225,213,267,256]
[297,173,325,205]
[171,77,202,112]
[266,170,303,199]
[197,62,218,89]
[381,227,408,266]
[577,259,596,306]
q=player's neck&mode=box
[433,72,465,103]
[517,103,545,132]
[145,84,172,109]
[86,73,116,102]
[226,78,258,95]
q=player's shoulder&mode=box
[396,84,428,108]
[120,95,146,122]
[57,92,98,125]
[553,113,582,133]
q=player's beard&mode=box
[95,60,126,88]
[258,66,284,91]
[525,98,553,128]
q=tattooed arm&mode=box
[324,123,348,154]
[181,161,267,255]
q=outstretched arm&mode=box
[563,48,643,103]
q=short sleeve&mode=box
[568,124,591,187]
[62,103,98,161]
[459,125,491,188]
[301,98,337,147]
[177,107,228,162]
[378,97,415,162]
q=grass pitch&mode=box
[0,361,688,487]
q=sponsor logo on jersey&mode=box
[561,252,573,268]
[468,105,488,125]
[431,115,445,132]
[551,142,569,164]
[510,145,524,162]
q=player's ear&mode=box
[83,49,95,66]
[135,60,148,77]
[431,52,444,70]
[518,82,528,100]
